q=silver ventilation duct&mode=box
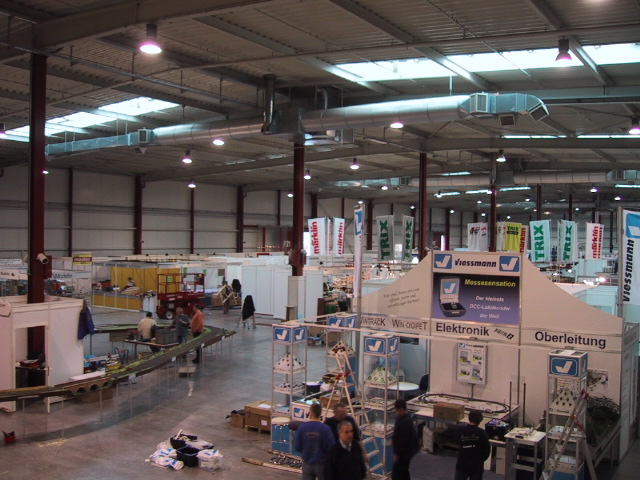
[513,172,607,184]
[45,92,548,156]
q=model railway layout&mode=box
[0,326,234,403]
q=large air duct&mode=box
[45,92,548,157]
[513,172,607,184]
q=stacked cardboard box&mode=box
[433,402,465,422]
[244,401,272,431]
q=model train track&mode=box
[410,392,511,414]
[0,326,234,403]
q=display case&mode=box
[544,350,588,480]
[361,333,400,477]
[271,324,308,416]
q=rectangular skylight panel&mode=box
[584,43,640,65]
[99,97,178,115]
[448,53,515,72]
[49,112,113,128]
[337,58,452,81]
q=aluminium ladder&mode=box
[540,389,597,480]
[325,347,388,479]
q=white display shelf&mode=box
[274,384,305,395]
[361,422,394,438]
[363,397,395,411]
[273,365,306,375]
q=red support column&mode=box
[341,198,345,219]
[189,187,195,254]
[291,143,305,276]
[445,209,451,251]
[418,153,428,259]
[236,186,245,253]
[28,54,47,304]
[568,194,573,221]
[311,193,318,219]
[67,169,74,256]
[489,185,497,252]
[134,176,143,254]
[536,184,542,221]
[366,200,373,251]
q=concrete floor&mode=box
[0,306,637,479]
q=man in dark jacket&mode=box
[392,399,418,480]
[325,420,367,480]
[455,410,491,480]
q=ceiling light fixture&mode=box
[481,212,486,217]
[410,205,415,210]
[42,169,49,175]
[449,209,455,214]
[477,199,482,204]
[287,191,293,198]
[506,215,512,219]
[614,195,622,201]
[381,184,388,191]
[212,138,225,146]
[630,117,640,135]
[357,199,364,204]
[496,149,506,163]
[390,122,403,129]
[304,169,311,180]
[555,38,572,62]
[182,150,192,164]
[350,158,360,170]
[590,185,598,193]
[139,24,162,54]
[435,191,442,198]
[187,180,196,188]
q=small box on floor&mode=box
[433,402,465,422]
[244,400,272,431]
[229,411,245,428]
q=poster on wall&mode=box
[376,215,394,261]
[401,215,414,261]
[432,252,521,325]
[457,342,487,385]
[333,218,345,256]
[585,223,604,260]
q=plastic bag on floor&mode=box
[149,453,184,470]
[156,441,172,451]
[152,448,177,458]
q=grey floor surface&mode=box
[0,305,637,479]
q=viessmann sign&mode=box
[433,252,522,277]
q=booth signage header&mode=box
[521,328,621,352]
[433,320,518,344]
[361,314,429,335]
[433,252,521,276]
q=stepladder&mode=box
[325,347,389,479]
[541,389,597,480]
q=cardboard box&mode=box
[244,401,272,431]
[433,402,465,422]
[319,394,347,409]
[229,412,245,429]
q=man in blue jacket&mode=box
[294,402,335,480]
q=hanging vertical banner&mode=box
[467,222,488,251]
[585,223,604,260]
[621,210,640,305]
[376,215,394,261]
[401,215,414,261]
[519,226,528,253]
[332,218,345,256]
[558,220,578,262]
[353,205,364,305]
[495,222,506,252]
[529,220,551,262]
[307,218,327,256]
[504,222,522,252]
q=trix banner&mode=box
[307,218,327,256]
[503,222,522,252]
[529,220,551,263]
[432,252,521,325]
[558,220,578,262]
[401,215,414,261]
[585,223,604,260]
[622,210,640,305]
[376,215,394,261]
[333,218,345,256]
[467,222,488,251]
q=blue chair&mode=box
[418,374,429,393]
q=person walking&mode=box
[454,410,491,480]
[294,402,335,480]
[324,403,360,442]
[324,420,367,480]
[392,399,418,480]
[171,307,190,344]
[190,304,204,363]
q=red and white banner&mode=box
[467,222,488,251]
[307,218,327,256]
[585,223,604,260]
[333,218,345,256]
[519,226,528,253]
